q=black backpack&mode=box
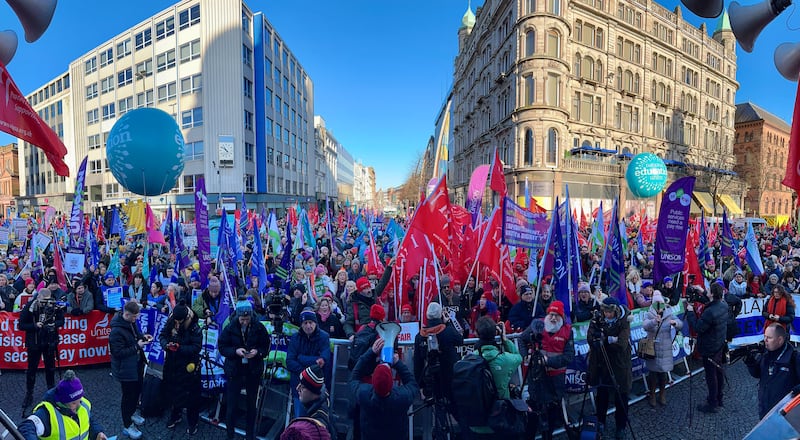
[348,323,377,370]
[451,347,498,427]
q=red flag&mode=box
[579,206,588,231]
[529,196,546,214]
[96,220,105,243]
[784,82,800,193]
[476,208,503,276]
[499,245,518,304]
[396,224,430,283]
[683,229,703,296]
[52,240,68,291]
[415,176,452,259]
[366,228,384,276]
[287,206,298,228]
[145,203,166,245]
[490,148,507,196]
[0,62,69,176]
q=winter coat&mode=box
[67,289,94,315]
[286,326,331,397]
[19,298,64,348]
[642,305,683,373]
[480,339,523,400]
[0,285,17,308]
[351,349,418,440]
[763,294,796,331]
[746,341,800,418]
[520,321,575,404]
[281,392,335,440]
[109,313,146,382]
[468,301,500,334]
[317,311,346,339]
[508,300,536,330]
[413,319,463,398]
[687,299,729,358]
[573,298,595,322]
[218,318,270,379]
[17,388,105,440]
[728,279,748,298]
[587,305,633,394]
[344,292,375,337]
[158,314,202,409]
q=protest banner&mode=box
[104,287,123,309]
[501,196,549,249]
[63,253,86,274]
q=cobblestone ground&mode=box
[0,359,763,440]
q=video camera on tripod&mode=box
[35,298,65,348]
[264,287,289,335]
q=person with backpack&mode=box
[350,338,418,440]
[413,302,464,407]
[453,315,522,438]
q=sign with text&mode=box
[501,196,549,249]
[63,253,86,274]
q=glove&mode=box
[168,343,180,352]
[607,336,618,344]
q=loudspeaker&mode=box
[376,322,401,364]
[775,42,800,81]
[681,0,724,18]
[0,30,17,66]
[6,0,58,43]
[730,0,793,53]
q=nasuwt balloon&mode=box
[625,153,668,198]
[106,108,185,196]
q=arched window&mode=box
[525,30,536,57]
[623,70,633,92]
[634,73,640,94]
[547,128,558,164]
[596,28,604,49]
[574,21,582,42]
[651,80,657,100]
[616,67,622,90]
[666,86,671,105]
[574,53,581,77]
[582,57,594,80]
[546,29,560,57]
[524,129,534,165]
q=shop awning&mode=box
[692,192,714,215]
[662,159,686,167]
[718,194,743,216]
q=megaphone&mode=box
[681,0,724,18]
[775,42,800,81]
[6,0,58,43]
[376,322,401,364]
[730,0,793,53]
[0,30,17,65]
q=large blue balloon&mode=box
[106,108,185,196]
[625,153,668,198]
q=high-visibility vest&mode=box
[33,398,91,440]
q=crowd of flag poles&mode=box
[12,150,775,326]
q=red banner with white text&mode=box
[0,311,111,369]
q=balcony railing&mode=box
[561,157,621,175]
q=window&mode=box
[266,118,273,136]
[182,174,198,193]
[242,45,253,66]
[527,0,536,13]
[180,74,202,94]
[275,97,282,115]
[244,110,253,131]
[181,108,203,128]
[572,92,602,123]
[157,50,176,72]
[89,159,103,174]
[85,83,98,99]
[244,174,255,192]
[157,82,176,102]
[275,123,281,139]
[615,102,640,133]
[267,147,274,164]
[156,17,175,40]
[178,5,200,30]
[179,39,200,63]
[242,11,251,33]
[245,142,254,161]
[546,29,560,57]
[135,59,153,76]
[184,141,204,160]
[85,57,97,74]
[546,128,558,164]
[99,48,113,67]
[116,39,131,59]
[524,129,534,165]
[525,30,536,57]
[118,97,133,115]
[136,90,154,107]
[134,29,152,50]
[117,68,133,87]
[100,76,114,94]
[545,73,560,106]
[87,134,101,150]
[102,103,115,120]
[265,87,272,106]
[243,77,253,98]
[105,183,120,198]
[546,0,561,14]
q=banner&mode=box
[195,177,212,286]
[69,157,88,251]
[0,311,111,369]
[653,177,695,283]
[501,196,549,249]
[466,164,490,226]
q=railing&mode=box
[561,157,621,175]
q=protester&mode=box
[572,282,596,322]
[0,273,17,309]
[468,293,499,334]
[728,271,748,299]
[508,284,537,331]
[159,303,202,434]
[344,277,377,339]
[66,281,94,316]
[18,370,108,440]
[96,272,120,313]
[147,281,169,311]
[745,323,800,419]
[642,291,681,407]
[287,308,332,418]
[126,272,148,303]
[20,287,64,408]
[14,277,36,312]
[687,283,729,414]
[281,365,334,440]
[635,281,654,308]
[315,294,345,339]
[762,284,795,332]
[109,301,150,439]
[192,276,223,326]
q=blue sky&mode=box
[0,0,797,190]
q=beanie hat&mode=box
[172,304,190,321]
[652,290,667,305]
[369,304,385,322]
[735,270,744,277]
[663,276,673,283]
[516,278,529,290]
[401,304,413,314]
[601,296,620,310]
[372,363,394,398]
[577,282,591,293]
[24,278,34,286]
[314,264,327,277]
[54,370,84,404]
[236,300,253,316]
[190,272,201,282]
[105,272,116,280]
[356,277,371,292]
[426,302,443,320]
[292,283,306,294]
[299,364,325,395]
[546,300,565,319]
[300,308,317,323]
[642,280,652,288]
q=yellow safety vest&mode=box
[33,398,91,440]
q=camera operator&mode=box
[686,282,729,414]
[520,300,574,440]
[218,299,269,440]
[586,297,632,440]
[744,323,800,419]
[413,302,464,404]
[19,287,64,408]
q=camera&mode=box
[687,285,708,304]
[730,341,765,364]
[264,287,289,335]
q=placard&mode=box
[64,253,86,274]
[0,230,9,245]
[104,287,123,309]
[397,322,420,344]
[192,289,202,305]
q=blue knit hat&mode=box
[299,308,317,323]
[236,300,252,316]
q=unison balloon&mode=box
[106,108,185,196]
[625,153,668,198]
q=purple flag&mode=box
[69,157,88,250]
[466,164,490,227]
[174,222,191,272]
[653,176,696,283]
[601,198,628,307]
[195,177,212,287]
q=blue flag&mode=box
[698,212,712,264]
[277,221,294,281]
[165,204,174,255]
[552,198,571,323]
[251,217,268,294]
[601,198,628,307]
[744,221,765,276]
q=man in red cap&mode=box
[520,300,574,440]
[351,338,418,440]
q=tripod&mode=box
[592,337,637,440]
[254,330,284,435]
[409,395,454,440]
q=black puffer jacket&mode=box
[218,318,270,379]
[687,299,729,357]
[746,342,800,418]
[158,313,202,408]
[109,313,146,382]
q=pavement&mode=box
[0,359,763,440]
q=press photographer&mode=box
[19,287,65,408]
[686,283,729,414]
[413,302,463,403]
[519,300,574,440]
[744,323,800,419]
